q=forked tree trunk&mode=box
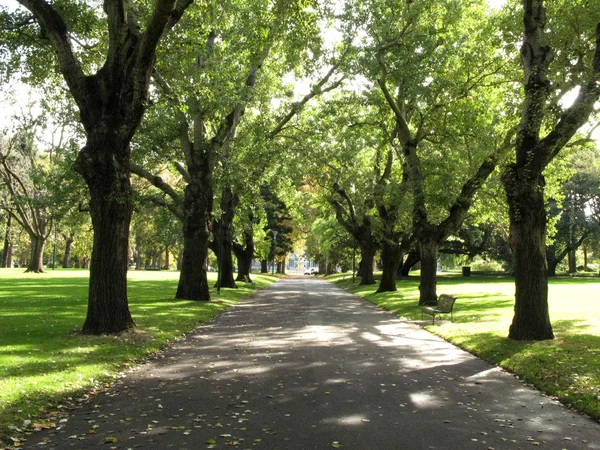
[176,174,212,301]
[418,239,439,305]
[504,169,554,340]
[25,234,46,273]
[377,240,402,293]
[75,138,135,334]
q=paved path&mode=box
[24,278,600,449]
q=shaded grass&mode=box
[0,268,276,446]
[330,272,600,421]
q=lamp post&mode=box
[271,231,278,275]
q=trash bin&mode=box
[462,266,471,277]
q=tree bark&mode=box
[277,258,286,274]
[2,215,12,268]
[358,240,377,285]
[567,249,576,273]
[500,1,600,340]
[213,188,238,289]
[164,245,170,270]
[76,138,135,334]
[399,250,419,277]
[234,230,254,282]
[377,240,401,293]
[504,169,554,340]
[25,234,46,273]
[418,238,439,305]
[63,234,74,268]
[260,259,268,273]
[176,172,212,301]
[546,245,559,277]
[135,247,142,270]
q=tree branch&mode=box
[130,163,183,206]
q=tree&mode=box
[546,145,600,275]
[0,127,53,273]
[362,0,513,304]
[1,213,13,268]
[130,0,341,299]
[8,0,192,333]
[500,0,600,340]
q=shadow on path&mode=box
[23,278,600,449]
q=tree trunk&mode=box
[25,234,46,273]
[399,250,419,277]
[212,188,238,289]
[359,242,377,285]
[503,168,554,340]
[377,240,401,293]
[63,234,74,268]
[547,257,558,277]
[164,245,170,270]
[234,230,254,282]
[567,249,576,273]
[418,238,439,305]
[135,248,142,270]
[261,259,268,273]
[217,242,237,288]
[2,214,12,268]
[278,258,286,274]
[176,174,212,301]
[583,245,588,272]
[75,140,135,334]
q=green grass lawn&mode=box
[0,268,276,447]
[331,272,600,422]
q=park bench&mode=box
[243,275,256,288]
[421,294,457,324]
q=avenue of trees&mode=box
[1,0,599,341]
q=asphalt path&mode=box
[23,277,600,449]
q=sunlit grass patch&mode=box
[0,268,276,446]
[330,272,600,420]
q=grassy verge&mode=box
[330,272,600,421]
[0,269,276,447]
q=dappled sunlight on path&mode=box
[22,278,600,449]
